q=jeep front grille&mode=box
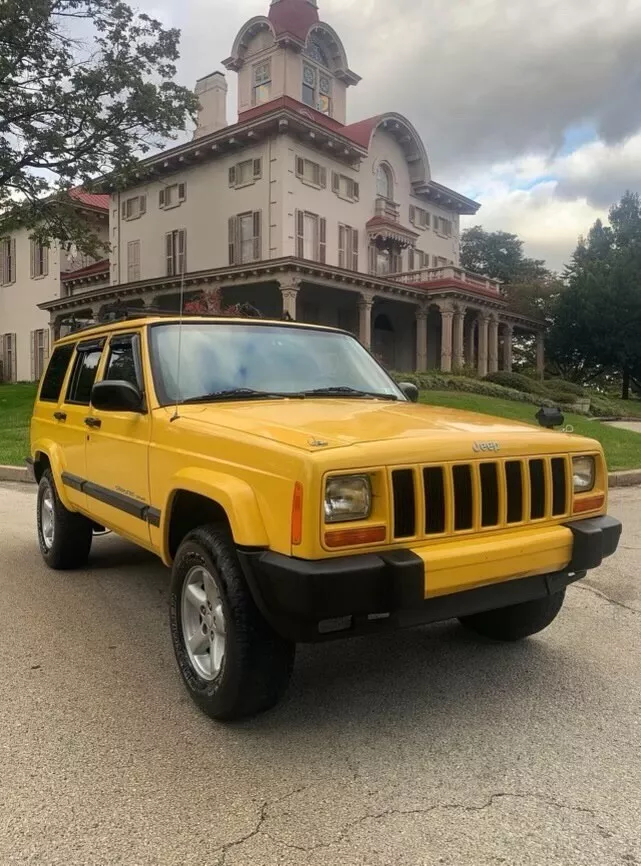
[391,457,570,541]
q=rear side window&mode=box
[39,344,76,403]
[66,349,103,405]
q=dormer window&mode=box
[253,60,271,106]
[376,163,394,200]
[302,61,332,116]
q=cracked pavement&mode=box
[0,482,640,865]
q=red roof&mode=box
[69,187,110,211]
[268,0,319,42]
[238,95,348,134]
[342,116,382,149]
[61,259,110,281]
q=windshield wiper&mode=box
[302,386,399,401]
[181,388,304,404]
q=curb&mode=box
[0,464,33,484]
[608,470,641,488]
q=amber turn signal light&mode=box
[325,525,386,548]
[573,493,605,514]
[291,482,303,545]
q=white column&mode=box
[477,314,489,378]
[279,277,301,320]
[488,316,499,374]
[415,307,428,371]
[453,306,466,370]
[439,303,454,373]
[358,294,375,349]
[503,323,514,372]
[536,331,545,380]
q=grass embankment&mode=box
[0,382,640,472]
[421,391,641,472]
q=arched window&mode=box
[376,163,393,200]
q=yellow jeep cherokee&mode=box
[30,315,622,721]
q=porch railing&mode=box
[390,266,502,294]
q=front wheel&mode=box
[459,590,566,642]
[169,525,295,721]
[37,470,93,570]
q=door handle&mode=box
[53,411,67,422]
[84,417,101,429]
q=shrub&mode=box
[544,378,585,399]
[589,395,621,418]
[484,371,548,395]
[390,371,556,407]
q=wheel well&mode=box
[33,452,51,483]
[167,490,231,560]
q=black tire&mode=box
[169,525,295,721]
[37,469,93,570]
[459,590,566,642]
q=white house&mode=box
[2,0,544,380]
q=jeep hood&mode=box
[173,399,589,455]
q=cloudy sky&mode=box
[142,0,641,271]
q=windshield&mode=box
[149,322,405,405]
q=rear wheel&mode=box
[37,470,93,570]
[459,590,566,642]
[169,525,295,721]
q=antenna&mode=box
[170,230,187,422]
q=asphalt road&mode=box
[1,482,640,866]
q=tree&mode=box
[0,0,197,254]
[460,226,548,285]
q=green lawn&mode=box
[1,382,640,473]
[0,383,37,467]
[421,391,641,472]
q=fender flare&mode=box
[162,467,270,555]
[31,441,76,511]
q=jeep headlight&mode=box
[573,456,595,493]
[324,475,372,523]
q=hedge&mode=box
[391,371,556,407]
[484,371,548,395]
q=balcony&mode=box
[391,265,502,297]
[374,197,400,221]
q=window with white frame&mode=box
[1,237,16,284]
[127,240,141,282]
[121,195,147,221]
[295,156,327,189]
[433,256,453,268]
[228,158,262,188]
[376,163,394,200]
[165,229,186,276]
[295,210,326,263]
[252,60,271,106]
[31,329,49,381]
[302,60,332,116]
[338,224,359,271]
[159,183,186,210]
[434,216,453,237]
[228,212,262,265]
[0,333,17,382]
[369,244,401,276]
[332,172,359,202]
[30,240,48,279]
[408,248,428,270]
[409,204,430,230]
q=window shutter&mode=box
[295,210,304,258]
[352,181,359,201]
[121,201,127,219]
[30,331,36,381]
[338,225,346,268]
[408,248,415,271]
[368,244,377,275]
[178,183,186,202]
[252,211,262,261]
[295,157,304,178]
[332,172,340,194]
[253,159,262,180]
[43,328,50,366]
[30,240,35,278]
[43,246,49,277]
[352,229,359,271]
[0,335,4,380]
[165,232,174,276]
[319,167,327,189]
[11,334,17,382]
[228,216,237,265]
[409,205,416,225]
[228,166,236,187]
[319,217,327,264]
[159,189,166,208]
[0,242,5,285]
[10,238,16,282]
[178,230,186,273]
[139,195,147,215]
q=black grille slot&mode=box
[392,469,416,538]
[551,458,567,516]
[424,467,446,535]
[529,459,546,520]
[480,463,500,527]
[505,461,524,523]
[452,465,474,531]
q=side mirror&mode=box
[91,380,144,413]
[536,406,564,429]
[399,382,419,403]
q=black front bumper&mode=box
[238,515,622,643]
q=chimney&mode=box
[193,71,228,139]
